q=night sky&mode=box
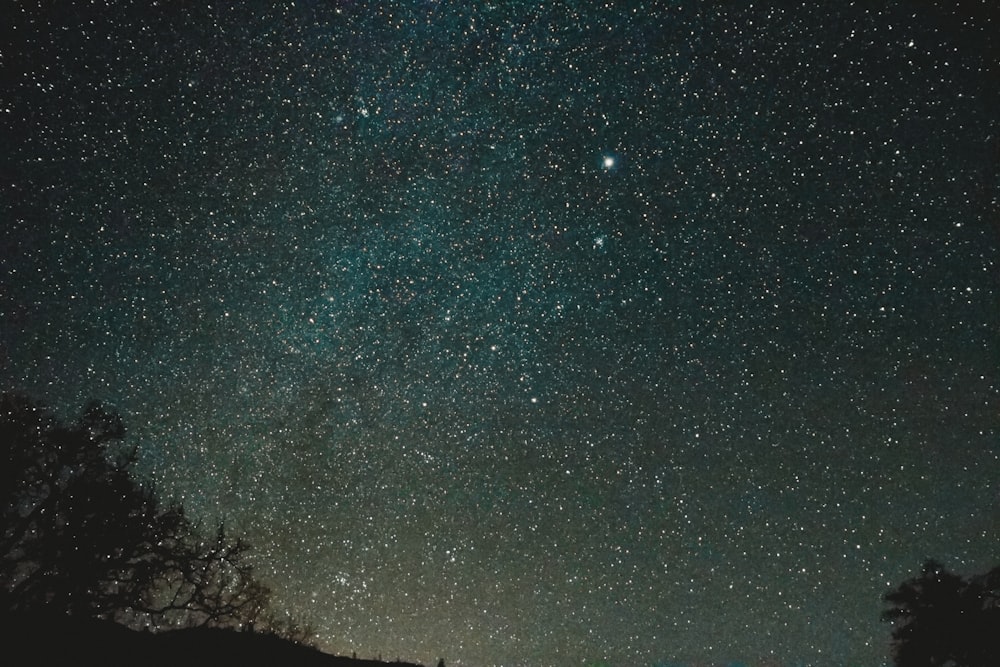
[2,1,998,665]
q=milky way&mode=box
[2,2,998,665]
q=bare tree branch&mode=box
[1,393,311,644]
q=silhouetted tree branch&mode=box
[1,392,311,643]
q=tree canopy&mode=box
[883,559,1000,667]
[0,392,290,635]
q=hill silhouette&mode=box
[1,610,424,667]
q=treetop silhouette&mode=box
[0,392,292,636]
[883,559,1000,667]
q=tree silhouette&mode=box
[0,393,283,634]
[883,559,1000,667]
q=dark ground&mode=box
[1,612,423,667]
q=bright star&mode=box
[598,151,623,173]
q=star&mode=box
[599,151,622,173]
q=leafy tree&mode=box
[883,559,1000,667]
[0,392,295,637]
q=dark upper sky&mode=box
[2,1,998,665]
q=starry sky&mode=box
[2,1,998,665]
